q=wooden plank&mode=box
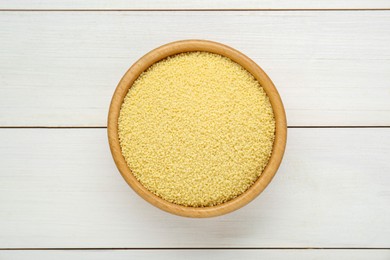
[0,0,389,10]
[1,250,389,260]
[0,11,390,127]
[0,128,389,248]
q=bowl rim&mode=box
[107,39,287,218]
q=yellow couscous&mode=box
[118,51,275,207]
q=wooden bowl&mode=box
[108,40,287,218]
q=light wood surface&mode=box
[0,11,390,127]
[0,0,389,10]
[1,250,389,260]
[0,1,389,258]
[0,128,389,248]
[108,40,287,217]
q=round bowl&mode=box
[108,40,287,218]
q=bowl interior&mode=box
[108,40,287,218]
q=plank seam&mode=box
[1,247,389,250]
[0,9,390,12]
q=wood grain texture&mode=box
[0,128,389,248]
[0,11,390,127]
[0,0,389,10]
[108,40,287,217]
[1,250,389,260]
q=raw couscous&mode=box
[118,51,275,207]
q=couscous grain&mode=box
[118,51,275,207]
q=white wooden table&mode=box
[0,1,389,259]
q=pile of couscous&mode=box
[118,51,275,207]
